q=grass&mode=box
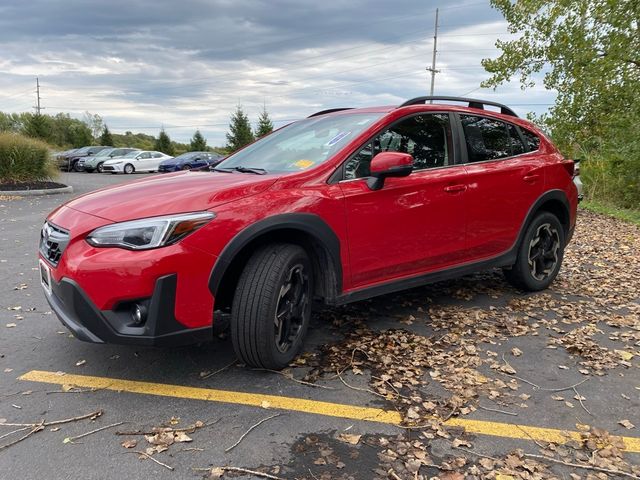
[580,200,640,226]
[0,132,57,183]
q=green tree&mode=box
[23,114,50,141]
[190,130,207,151]
[226,105,254,152]
[99,125,114,146]
[68,122,93,147]
[154,128,175,155]
[482,0,640,208]
[83,111,104,140]
[255,106,274,138]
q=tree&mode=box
[255,106,274,138]
[154,128,174,155]
[190,130,207,151]
[481,0,639,207]
[226,105,254,152]
[99,125,114,146]
[23,114,50,140]
[83,111,104,140]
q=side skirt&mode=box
[332,249,516,306]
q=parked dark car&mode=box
[158,151,223,172]
[57,146,111,171]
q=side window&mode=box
[507,124,525,156]
[343,113,452,180]
[139,152,151,159]
[153,152,163,158]
[460,115,511,162]
[521,128,541,152]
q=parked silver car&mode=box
[76,148,140,173]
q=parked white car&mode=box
[102,150,173,174]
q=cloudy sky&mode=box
[0,0,554,145]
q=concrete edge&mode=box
[0,185,73,196]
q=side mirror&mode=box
[366,152,414,190]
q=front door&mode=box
[338,113,468,289]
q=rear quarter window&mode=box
[520,128,541,152]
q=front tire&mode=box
[96,162,104,173]
[124,163,134,174]
[503,212,565,291]
[231,244,312,369]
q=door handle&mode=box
[444,184,467,193]
[523,173,540,183]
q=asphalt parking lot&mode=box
[1,172,639,479]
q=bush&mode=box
[0,132,56,183]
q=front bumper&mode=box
[44,272,211,346]
[158,164,179,173]
[102,163,124,172]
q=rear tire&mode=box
[124,163,134,174]
[503,212,565,291]
[231,244,312,369]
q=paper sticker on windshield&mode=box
[326,131,351,146]
[294,159,315,169]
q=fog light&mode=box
[131,303,148,325]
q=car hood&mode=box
[64,171,279,222]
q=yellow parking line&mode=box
[20,370,640,453]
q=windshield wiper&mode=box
[211,166,267,175]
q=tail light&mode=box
[562,160,575,177]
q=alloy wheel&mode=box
[527,223,560,281]
[274,264,309,354]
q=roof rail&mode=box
[399,96,518,118]
[307,108,354,118]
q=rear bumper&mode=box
[44,273,211,346]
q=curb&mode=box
[0,185,73,196]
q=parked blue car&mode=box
[158,151,223,172]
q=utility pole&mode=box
[34,77,43,115]
[426,8,440,98]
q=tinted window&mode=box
[344,113,452,179]
[460,115,511,162]
[507,124,525,156]
[521,128,540,152]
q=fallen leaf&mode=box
[174,432,192,443]
[615,350,634,361]
[209,467,225,479]
[338,433,361,445]
[619,419,635,429]
[121,439,137,449]
[260,400,271,409]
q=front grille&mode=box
[39,222,70,267]
[103,166,114,171]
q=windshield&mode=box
[94,148,115,158]
[121,151,141,158]
[217,112,383,173]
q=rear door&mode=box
[339,112,468,288]
[458,114,545,259]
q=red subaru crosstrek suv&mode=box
[39,97,578,369]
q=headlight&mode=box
[86,212,215,250]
